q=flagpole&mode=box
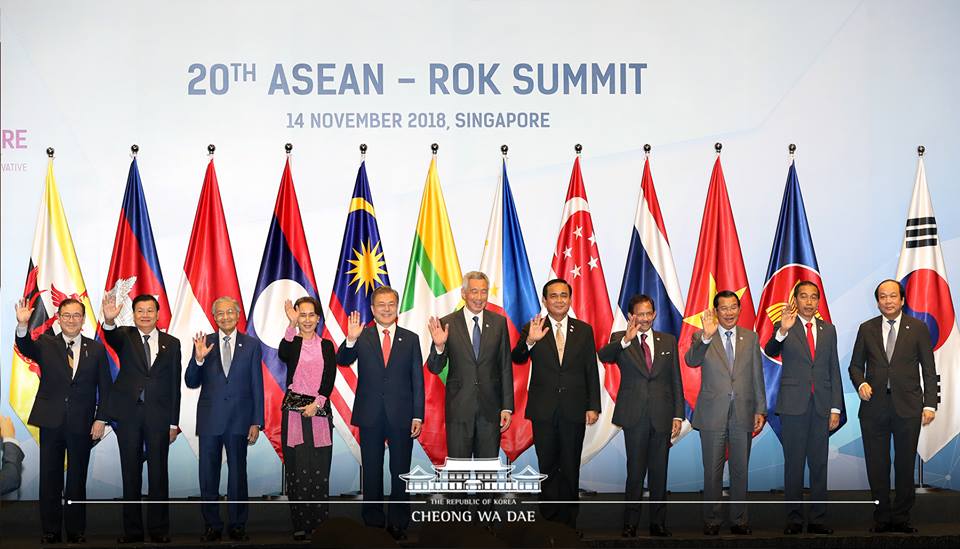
[47,146,54,158]
[131,144,139,157]
[644,143,651,157]
[715,142,722,155]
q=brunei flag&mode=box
[325,159,391,463]
[11,157,99,444]
[478,157,539,461]
[398,152,463,465]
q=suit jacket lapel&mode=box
[625,335,647,375]
[131,329,151,372]
[790,321,813,362]
[452,311,473,361]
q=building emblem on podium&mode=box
[400,457,546,494]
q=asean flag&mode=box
[246,155,323,460]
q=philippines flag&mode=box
[168,155,246,457]
[895,151,958,461]
[613,150,687,435]
[754,158,846,439]
[246,155,322,460]
[324,159,390,463]
[548,153,617,464]
[479,157,540,461]
[99,154,172,383]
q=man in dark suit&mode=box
[512,278,600,529]
[101,293,182,544]
[849,279,938,534]
[1,415,25,496]
[598,294,682,538]
[685,290,766,536]
[763,280,842,535]
[185,296,263,542]
[337,286,424,541]
[427,271,513,458]
[15,297,111,544]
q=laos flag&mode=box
[246,156,323,459]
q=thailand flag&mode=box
[479,158,540,461]
[613,151,687,435]
[246,156,323,460]
[99,155,172,380]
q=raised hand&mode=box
[101,294,122,324]
[624,313,642,342]
[427,316,449,347]
[780,294,798,333]
[284,299,298,327]
[346,311,364,342]
[526,315,548,345]
[15,298,33,326]
[193,332,214,361]
[701,308,719,339]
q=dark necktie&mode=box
[885,319,896,391]
[66,339,76,377]
[640,333,652,372]
[472,316,481,359]
[143,334,152,370]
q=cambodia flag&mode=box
[99,156,172,381]
[246,156,322,460]
[678,153,755,420]
[754,159,845,439]
[168,156,246,458]
[613,151,687,436]
[325,159,391,463]
[479,158,540,461]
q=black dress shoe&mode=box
[807,523,833,535]
[649,524,672,537]
[150,534,171,543]
[784,523,803,535]
[200,527,222,542]
[40,533,62,544]
[731,523,753,535]
[386,526,408,541]
[621,525,637,538]
[66,533,87,543]
[870,522,892,533]
[703,523,720,536]
[292,530,309,541]
[891,522,918,534]
[117,535,144,544]
[228,527,249,541]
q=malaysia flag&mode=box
[245,155,322,460]
[479,156,540,461]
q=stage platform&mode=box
[1,490,957,548]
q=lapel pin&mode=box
[398,337,403,342]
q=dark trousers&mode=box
[38,424,93,537]
[860,403,921,524]
[358,410,413,529]
[622,418,670,528]
[700,404,752,527]
[532,411,585,528]
[198,433,249,530]
[115,405,170,538]
[780,397,829,525]
[282,414,332,533]
[446,413,500,458]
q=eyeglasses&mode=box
[214,309,239,318]
[59,313,83,321]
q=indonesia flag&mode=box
[246,154,322,460]
[613,149,687,437]
[168,153,246,458]
[895,150,958,461]
[479,156,540,461]
[549,151,617,464]
[99,153,172,383]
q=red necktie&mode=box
[806,321,815,393]
[382,329,392,367]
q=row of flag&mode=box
[10,148,959,470]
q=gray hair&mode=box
[211,295,241,315]
[462,271,490,291]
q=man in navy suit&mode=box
[185,296,264,542]
[102,293,182,544]
[16,297,111,544]
[764,281,842,535]
[336,286,424,541]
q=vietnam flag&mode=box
[678,150,756,421]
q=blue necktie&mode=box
[724,330,735,373]
[472,316,481,359]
